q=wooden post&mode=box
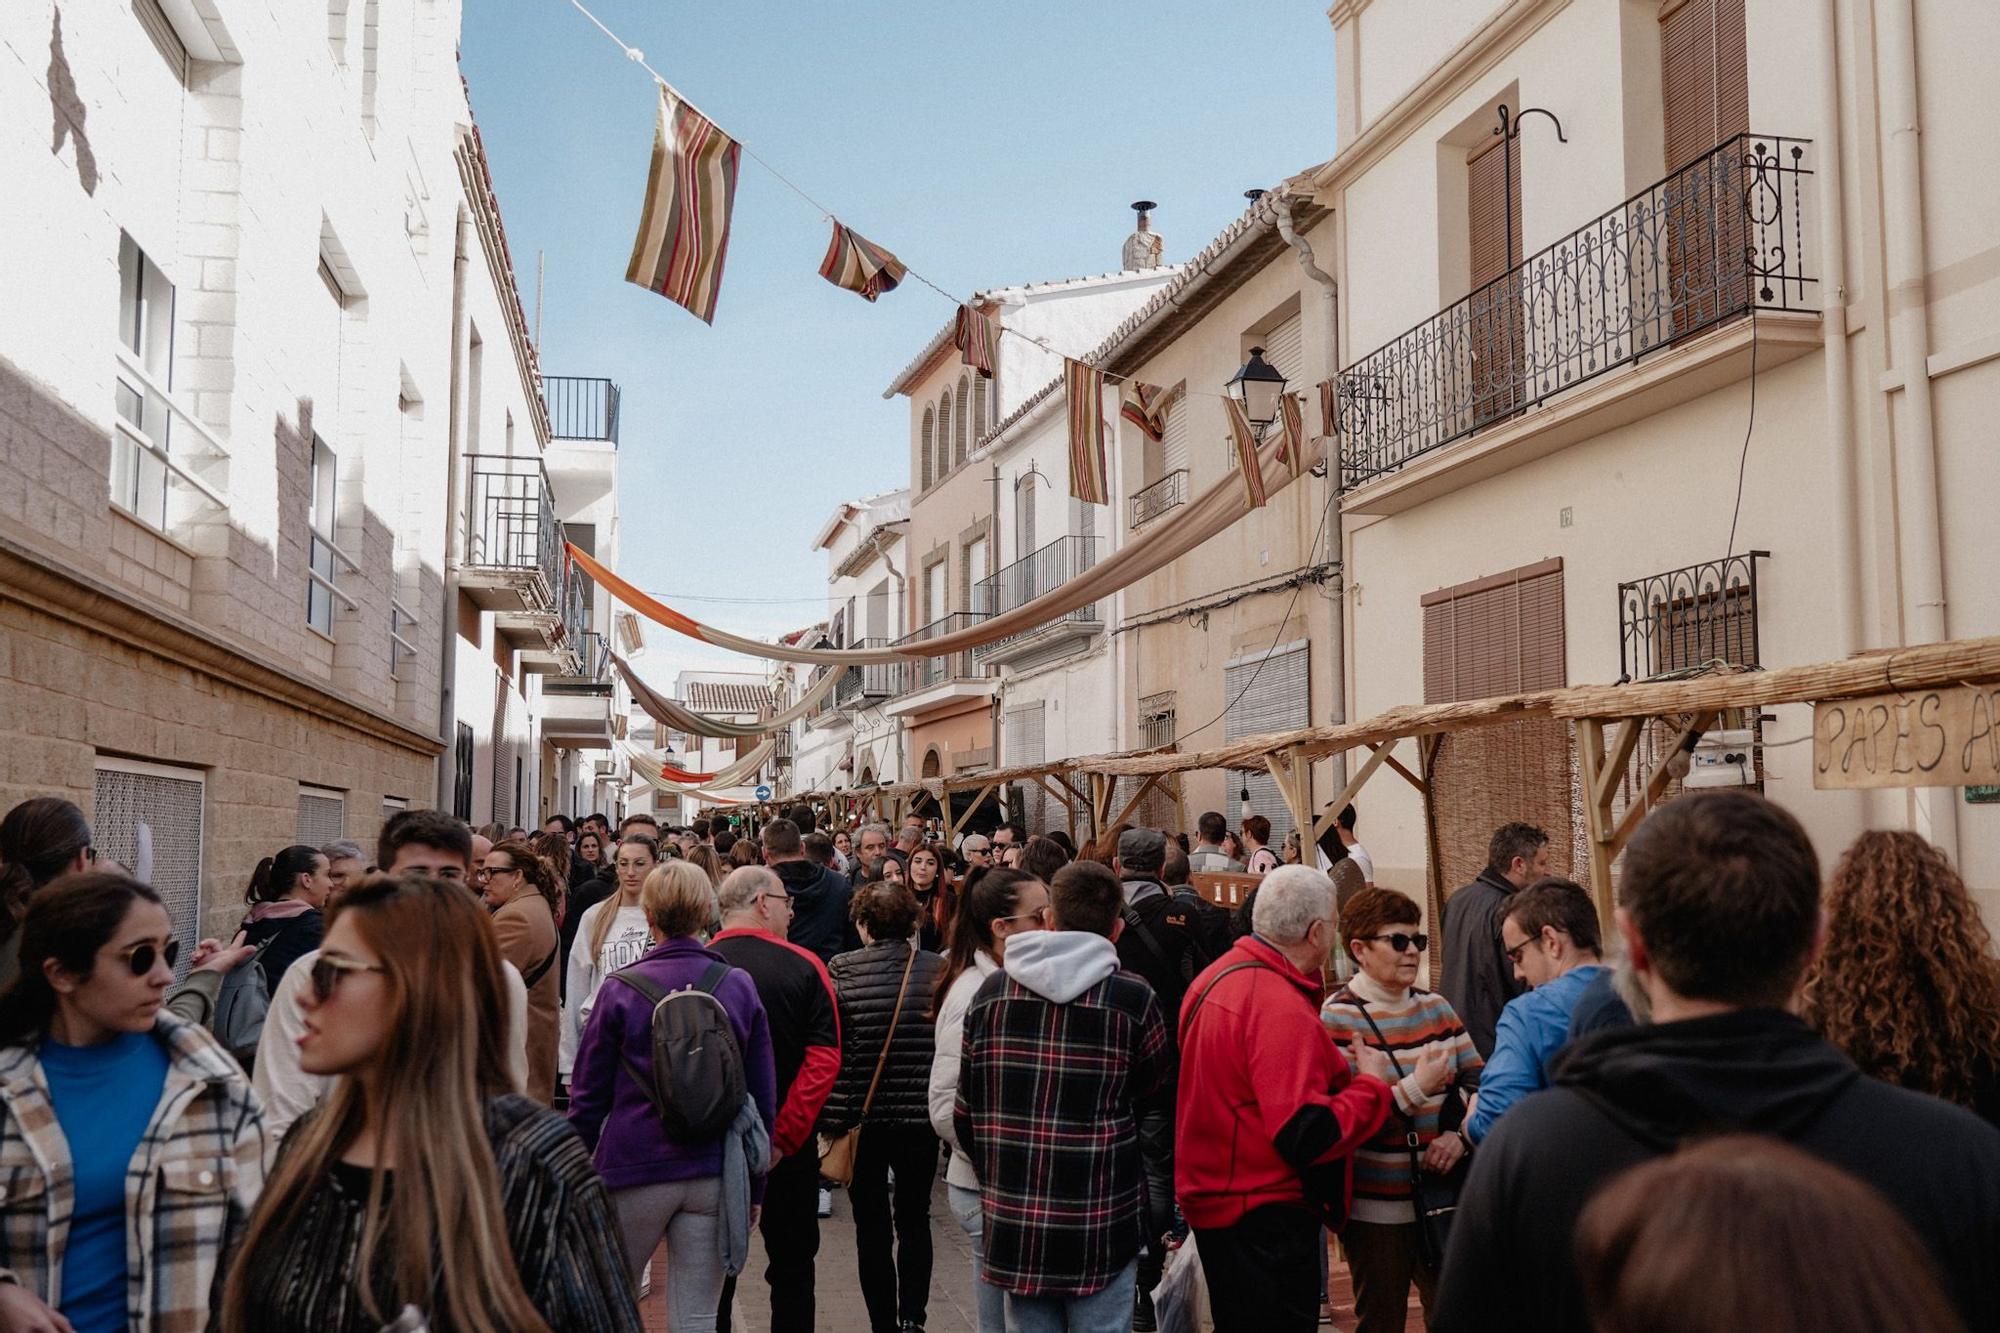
[1313,741,1398,844]
[1577,718,1618,929]
[1263,748,1315,843]
[1104,773,1165,834]
[949,783,998,843]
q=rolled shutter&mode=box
[1261,314,1305,385]
[1467,133,1521,285]
[1225,644,1311,844]
[1661,0,1749,173]
[1161,389,1190,476]
[1421,559,1565,703]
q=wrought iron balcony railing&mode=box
[1129,470,1188,529]
[559,565,590,666]
[464,454,561,598]
[567,629,610,681]
[1617,551,1766,683]
[1338,134,1814,486]
[894,613,989,694]
[971,536,1100,659]
[833,639,899,706]
[541,376,621,445]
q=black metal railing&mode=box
[1338,134,1814,485]
[464,454,561,597]
[833,639,898,706]
[1129,470,1188,528]
[971,537,1100,658]
[566,629,610,681]
[559,566,591,667]
[541,376,621,445]
[895,614,988,693]
[1617,551,1766,683]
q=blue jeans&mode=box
[948,1183,1007,1333]
[1003,1257,1137,1333]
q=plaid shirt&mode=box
[953,966,1171,1297]
[0,1014,267,1331]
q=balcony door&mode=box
[1661,0,1750,336]
[1466,130,1523,433]
[924,559,947,627]
[964,536,989,616]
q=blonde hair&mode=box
[642,860,718,940]
[223,876,547,1332]
[589,834,658,964]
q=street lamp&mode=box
[1227,346,1287,432]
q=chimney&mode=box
[1243,189,1267,203]
[1123,200,1164,271]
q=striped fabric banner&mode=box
[1064,358,1110,505]
[625,87,741,325]
[818,220,907,301]
[1224,397,1268,509]
[1318,377,1338,438]
[1277,392,1307,479]
[1119,382,1169,443]
[954,305,1000,378]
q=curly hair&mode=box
[1800,830,2000,1112]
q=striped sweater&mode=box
[1320,975,1483,1224]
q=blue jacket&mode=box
[1464,964,1605,1144]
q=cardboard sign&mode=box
[1812,684,2000,790]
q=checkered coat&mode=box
[0,1013,267,1331]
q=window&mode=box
[1661,0,1750,333]
[1225,643,1311,845]
[390,599,417,678]
[114,233,177,529]
[1005,702,1048,829]
[957,373,974,462]
[923,557,947,626]
[964,535,989,616]
[921,408,936,490]
[1139,691,1177,750]
[307,435,339,634]
[1466,131,1524,423]
[937,389,954,479]
[1160,388,1189,479]
[453,723,475,820]
[94,758,204,978]
[1260,312,1304,385]
[1015,474,1038,561]
[1423,558,1565,703]
[970,371,987,447]
[296,784,346,844]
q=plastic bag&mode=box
[1154,1233,1205,1333]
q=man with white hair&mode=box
[855,822,891,879]
[1175,865,1397,1332]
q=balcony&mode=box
[1337,134,1816,509]
[541,633,615,745]
[1129,470,1188,530]
[542,376,621,445]
[460,454,570,661]
[834,640,900,710]
[882,613,994,718]
[972,536,1103,667]
[1617,552,1765,684]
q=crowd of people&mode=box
[0,786,1996,1332]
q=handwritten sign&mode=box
[1812,684,2000,790]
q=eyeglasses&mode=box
[1504,931,1549,965]
[1361,932,1428,953]
[310,954,387,1002]
[118,939,180,975]
[475,866,520,882]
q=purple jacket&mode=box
[568,937,777,1194]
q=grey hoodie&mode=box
[1002,930,1119,1004]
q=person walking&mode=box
[224,873,638,1332]
[1433,792,2000,1333]
[1177,865,1396,1333]
[569,861,778,1329]
[563,833,659,1075]
[481,838,564,1105]
[1319,887,1483,1330]
[907,843,954,954]
[1438,823,1550,1058]
[241,844,334,994]
[712,866,842,1333]
[954,861,1173,1333]
[825,883,947,1333]
[0,797,95,987]
[572,827,607,890]
[765,819,858,963]
[1801,829,2000,1126]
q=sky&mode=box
[459,1,1338,678]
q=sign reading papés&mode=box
[1812,684,2000,790]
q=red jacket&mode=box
[1174,935,1393,1229]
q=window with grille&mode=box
[94,759,203,978]
[1140,692,1178,751]
[1224,643,1310,845]
[114,233,177,530]
[296,785,346,845]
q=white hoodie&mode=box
[999,929,1120,1004]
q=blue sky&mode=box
[460,1,1338,670]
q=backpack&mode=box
[607,959,746,1143]
[213,937,276,1068]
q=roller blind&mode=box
[1225,643,1310,844]
[1261,313,1305,385]
[1161,388,1190,476]
[1422,558,1566,703]
[1468,132,1522,286]
[1005,702,1048,830]
[1661,0,1749,173]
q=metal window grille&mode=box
[94,760,203,978]
[296,786,346,845]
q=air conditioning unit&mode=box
[1684,729,1756,788]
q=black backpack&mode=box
[607,960,746,1143]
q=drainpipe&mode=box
[1277,200,1346,792]
[1876,0,1957,859]
[989,462,1002,780]
[436,202,472,811]
[1814,0,1860,660]
[881,543,908,784]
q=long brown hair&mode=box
[931,868,1037,1020]
[1800,830,2000,1111]
[0,873,160,1048]
[588,834,657,965]
[0,798,91,937]
[494,838,563,920]
[1576,1135,1965,1332]
[222,876,547,1333]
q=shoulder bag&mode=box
[1351,998,1468,1270]
[818,944,917,1186]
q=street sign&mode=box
[754,785,772,801]
[1812,683,2000,790]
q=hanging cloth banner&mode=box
[1317,377,1338,439]
[614,652,845,739]
[954,305,1000,378]
[619,739,775,797]
[818,220,907,302]
[1223,398,1269,509]
[625,86,741,325]
[1119,382,1170,444]
[566,431,1318,668]
[1065,358,1110,505]
[1276,392,1307,480]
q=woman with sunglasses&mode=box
[224,874,639,1332]
[241,844,334,994]
[563,834,659,1076]
[1319,887,1482,1332]
[482,839,563,1105]
[926,868,1049,1332]
[0,797,95,987]
[0,872,264,1333]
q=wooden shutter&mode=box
[1467,133,1521,286]
[1661,0,1749,174]
[1421,558,1566,703]
[1261,313,1305,385]
[920,409,935,490]
[955,376,970,464]
[1467,133,1524,426]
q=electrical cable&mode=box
[1724,310,1758,558]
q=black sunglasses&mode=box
[119,939,180,975]
[310,954,387,1002]
[1361,932,1428,953]
[1504,931,1549,965]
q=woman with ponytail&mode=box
[224,874,639,1332]
[0,797,94,987]
[240,844,333,992]
[0,872,264,1333]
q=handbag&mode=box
[818,944,917,1186]
[1353,1000,1469,1271]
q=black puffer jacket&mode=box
[823,938,946,1130]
